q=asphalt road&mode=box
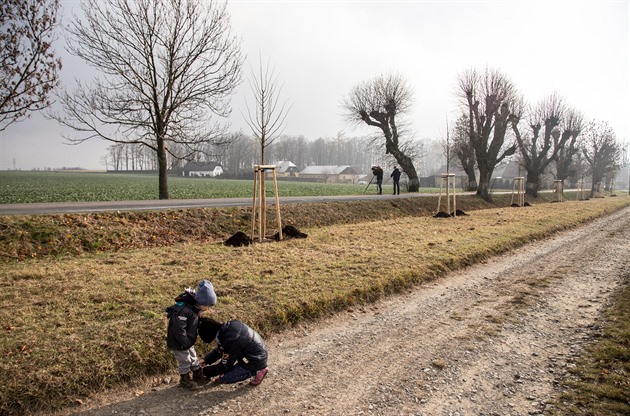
[0,192,446,215]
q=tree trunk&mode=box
[157,138,169,200]
[476,167,492,201]
[387,152,419,192]
[525,168,540,198]
[463,165,477,191]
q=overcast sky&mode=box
[1,0,628,170]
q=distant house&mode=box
[423,164,469,188]
[182,161,224,177]
[274,160,300,177]
[299,165,359,184]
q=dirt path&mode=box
[61,206,630,416]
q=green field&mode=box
[0,171,427,203]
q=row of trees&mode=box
[2,0,625,200]
[342,70,624,200]
[104,132,439,179]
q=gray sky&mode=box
[1,0,628,170]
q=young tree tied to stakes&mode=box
[511,93,583,197]
[457,68,522,201]
[580,120,622,198]
[342,73,421,192]
[53,0,243,199]
[0,0,62,132]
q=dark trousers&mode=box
[393,180,400,194]
[376,180,383,194]
[203,363,254,384]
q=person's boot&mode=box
[192,367,209,385]
[179,372,199,389]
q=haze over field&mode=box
[0,0,628,170]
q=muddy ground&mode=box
[55,206,630,416]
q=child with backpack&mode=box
[165,279,216,389]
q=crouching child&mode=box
[198,318,269,386]
[166,279,216,389]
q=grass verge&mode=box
[0,196,628,415]
[553,279,630,415]
[0,193,561,262]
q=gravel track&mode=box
[58,206,630,416]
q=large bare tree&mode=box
[457,68,522,201]
[452,113,477,191]
[243,54,291,165]
[580,120,621,197]
[342,73,420,192]
[54,0,243,199]
[0,0,62,131]
[511,94,582,197]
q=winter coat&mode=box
[391,168,401,181]
[203,320,268,372]
[165,291,200,351]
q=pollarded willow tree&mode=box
[580,120,621,197]
[0,0,62,131]
[342,72,420,192]
[510,93,583,197]
[553,109,584,184]
[457,68,522,201]
[54,0,243,199]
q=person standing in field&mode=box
[391,166,401,195]
[166,279,217,389]
[372,166,384,195]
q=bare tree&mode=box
[580,120,621,197]
[53,0,243,199]
[0,0,62,131]
[342,72,420,192]
[457,68,522,201]
[244,54,291,165]
[511,94,583,197]
[552,109,583,186]
[452,113,477,191]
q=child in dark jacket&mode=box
[197,318,269,386]
[166,279,216,389]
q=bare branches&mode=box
[342,72,420,191]
[51,0,243,199]
[456,67,521,200]
[0,0,62,131]
[243,53,292,164]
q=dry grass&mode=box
[0,196,629,415]
[553,280,630,415]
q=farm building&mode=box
[182,161,224,177]
[299,165,360,184]
[273,160,300,177]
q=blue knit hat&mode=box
[195,280,216,307]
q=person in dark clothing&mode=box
[391,166,401,195]
[371,166,384,195]
[198,318,269,386]
[166,279,217,389]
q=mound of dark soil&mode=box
[454,209,468,216]
[224,231,252,247]
[273,225,308,240]
[433,212,451,218]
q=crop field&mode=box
[0,171,429,204]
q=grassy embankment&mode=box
[0,194,629,415]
